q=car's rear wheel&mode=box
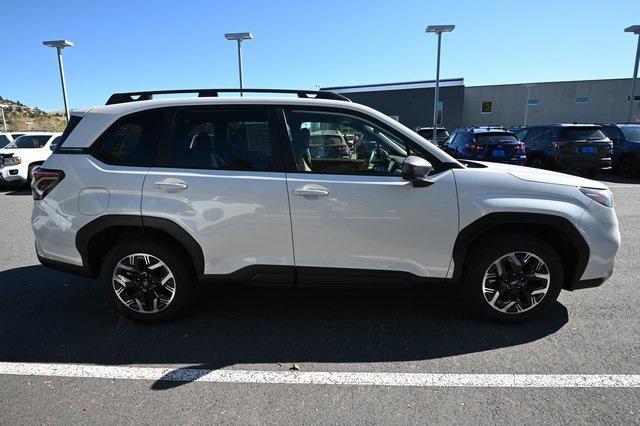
[462,234,563,323]
[99,239,197,322]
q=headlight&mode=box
[3,156,21,166]
[580,187,613,207]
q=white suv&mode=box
[1,132,62,185]
[31,89,620,323]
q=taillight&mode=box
[552,138,570,150]
[515,143,525,150]
[31,167,65,200]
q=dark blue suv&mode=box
[514,124,612,176]
[441,127,526,165]
[600,123,640,179]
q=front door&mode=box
[142,106,294,281]
[282,108,459,284]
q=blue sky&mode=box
[3,0,640,111]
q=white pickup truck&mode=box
[0,132,61,185]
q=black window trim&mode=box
[277,105,451,177]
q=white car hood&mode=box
[473,161,608,190]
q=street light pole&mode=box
[43,40,74,122]
[426,25,454,144]
[225,32,253,97]
[0,104,7,132]
[625,26,640,123]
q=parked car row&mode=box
[0,132,62,186]
[416,123,640,179]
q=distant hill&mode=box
[0,96,66,132]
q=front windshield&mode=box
[0,135,10,148]
[5,135,51,149]
[620,125,640,142]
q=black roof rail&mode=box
[105,88,351,105]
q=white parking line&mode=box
[0,362,638,388]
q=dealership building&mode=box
[322,77,639,131]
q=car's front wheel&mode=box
[99,239,197,322]
[462,234,563,322]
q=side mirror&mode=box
[402,155,434,187]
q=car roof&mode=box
[525,123,601,127]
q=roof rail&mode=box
[105,88,351,105]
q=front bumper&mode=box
[566,277,606,291]
[0,166,27,182]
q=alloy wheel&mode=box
[482,251,551,314]
[112,253,176,314]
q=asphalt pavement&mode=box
[0,173,638,424]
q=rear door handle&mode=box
[294,185,329,197]
[155,179,188,192]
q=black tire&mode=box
[461,233,563,323]
[618,155,640,179]
[583,169,598,178]
[99,239,197,323]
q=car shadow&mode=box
[594,171,639,184]
[0,265,568,390]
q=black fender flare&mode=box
[75,215,205,276]
[451,212,589,287]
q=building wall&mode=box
[340,86,465,131]
[463,78,639,127]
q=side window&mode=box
[171,108,275,171]
[602,125,622,141]
[91,110,164,166]
[540,127,553,144]
[515,129,528,141]
[285,109,410,175]
[49,136,61,151]
[525,127,543,146]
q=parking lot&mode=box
[0,173,638,424]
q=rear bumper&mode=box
[37,251,91,277]
[554,156,612,170]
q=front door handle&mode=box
[294,185,329,197]
[155,179,188,192]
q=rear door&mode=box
[142,106,294,281]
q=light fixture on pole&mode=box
[625,25,640,123]
[0,104,7,132]
[225,32,253,97]
[43,40,74,121]
[426,25,454,144]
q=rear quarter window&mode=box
[54,115,83,152]
[90,110,165,167]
